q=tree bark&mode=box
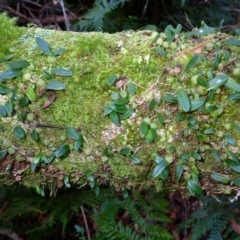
[0,14,240,196]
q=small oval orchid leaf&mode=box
[175,165,183,181]
[42,70,53,79]
[8,60,30,70]
[177,89,191,112]
[66,127,80,140]
[51,68,72,76]
[232,124,240,132]
[211,173,230,184]
[85,172,94,182]
[0,150,7,160]
[225,159,240,173]
[0,69,21,80]
[26,87,37,102]
[0,105,6,117]
[224,39,240,46]
[155,47,166,57]
[64,176,71,188]
[162,93,178,103]
[109,111,120,125]
[31,129,39,142]
[104,105,113,115]
[228,94,240,101]
[140,121,149,136]
[46,80,66,90]
[149,98,158,111]
[129,155,141,164]
[225,77,240,92]
[160,167,169,180]
[145,128,156,142]
[53,48,66,56]
[187,180,203,196]
[127,82,136,95]
[193,27,215,36]
[54,145,70,158]
[211,150,221,162]
[157,113,164,126]
[197,76,208,88]
[207,74,228,90]
[114,97,129,106]
[186,54,201,71]
[151,159,168,178]
[120,147,131,156]
[4,101,13,116]
[121,109,134,120]
[224,133,235,146]
[0,85,14,94]
[107,74,118,86]
[13,126,25,139]
[36,37,52,55]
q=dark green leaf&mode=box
[64,176,71,188]
[187,116,196,124]
[66,127,80,140]
[224,133,235,146]
[17,110,26,122]
[197,76,208,88]
[0,105,6,117]
[140,121,149,136]
[187,180,203,196]
[129,155,141,164]
[121,108,134,120]
[109,111,120,125]
[218,19,224,30]
[0,150,7,160]
[160,167,169,180]
[0,55,13,62]
[149,98,158,111]
[120,147,131,156]
[103,146,111,156]
[54,144,70,158]
[74,139,82,151]
[26,87,37,101]
[175,165,183,181]
[145,128,156,142]
[19,97,29,108]
[53,48,66,56]
[113,105,128,113]
[224,39,240,46]
[114,97,129,105]
[111,92,120,100]
[4,101,13,116]
[0,69,21,80]
[85,172,94,182]
[225,159,240,173]
[213,53,221,66]
[203,128,215,134]
[104,105,113,115]
[42,70,53,79]
[0,85,14,94]
[175,114,184,121]
[155,47,166,57]
[226,150,239,163]
[51,68,72,76]
[31,129,39,142]
[162,93,177,103]
[107,74,118,86]
[95,185,100,196]
[152,159,168,178]
[164,25,175,42]
[127,82,136,95]
[228,94,240,101]
[177,89,191,112]
[46,80,66,90]
[232,124,240,132]
[13,126,25,139]
[153,155,165,164]
[8,60,30,70]
[185,54,201,71]
[225,77,240,92]
[36,37,52,55]
[193,27,215,36]
[207,74,228,90]
[211,150,221,162]
[190,98,206,111]
[196,133,209,143]
[187,123,198,130]
[157,113,164,126]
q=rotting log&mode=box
[1,13,240,195]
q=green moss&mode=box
[0,13,26,58]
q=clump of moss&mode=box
[0,13,25,58]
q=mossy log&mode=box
[1,13,240,195]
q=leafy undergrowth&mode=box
[0,185,240,240]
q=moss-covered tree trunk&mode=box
[1,13,240,195]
